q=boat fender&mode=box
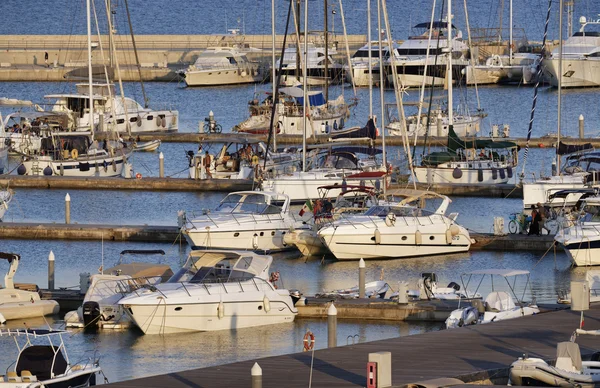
[161,117,167,128]
[446,229,453,244]
[137,115,143,127]
[156,116,161,126]
[492,168,498,180]
[217,301,224,319]
[415,230,422,245]
[171,115,177,126]
[303,331,315,352]
[17,164,26,175]
[43,165,53,176]
[103,160,108,172]
[340,117,345,129]
[499,168,506,180]
[507,166,513,178]
[374,229,381,244]
[385,213,396,227]
[450,225,460,236]
[333,121,338,130]
[136,173,142,179]
[477,169,484,182]
[452,167,463,179]
[263,295,271,313]
[112,159,117,172]
[252,233,259,250]
[71,149,78,159]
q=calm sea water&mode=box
[1,0,600,383]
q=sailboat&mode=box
[412,2,518,186]
[17,0,132,177]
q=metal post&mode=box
[251,362,262,388]
[159,152,165,178]
[65,193,71,224]
[48,251,55,290]
[359,258,366,298]
[327,302,337,348]
[579,114,584,139]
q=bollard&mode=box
[251,362,262,388]
[359,258,366,298]
[579,114,585,139]
[48,251,55,290]
[328,303,337,348]
[397,281,408,304]
[65,193,71,224]
[159,152,165,178]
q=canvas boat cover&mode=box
[557,142,594,155]
[485,291,516,311]
[556,342,582,372]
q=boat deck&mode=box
[105,304,600,387]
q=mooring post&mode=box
[359,258,366,298]
[48,250,55,290]
[579,114,585,139]
[65,193,71,224]
[159,152,165,178]
[328,302,337,348]
[251,362,262,388]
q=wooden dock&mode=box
[104,304,600,387]
[471,232,559,252]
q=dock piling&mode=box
[65,193,71,224]
[397,281,408,304]
[48,250,55,290]
[359,258,365,298]
[159,152,165,178]
[328,303,337,348]
[579,114,585,139]
[250,362,262,388]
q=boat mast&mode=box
[324,0,329,102]
[302,0,308,172]
[557,0,563,174]
[272,0,277,152]
[446,0,453,128]
[87,0,94,134]
[368,0,373,118]
[377,0,386,169]
[509,0,513,66]
[124,0,149,108]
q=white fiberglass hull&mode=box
[0,300,59,320]
[522,175,586,209]
[543,57,600,88]
[0,146,8,174]
[388,114,482,138]
[555,226,600,266]
[284,229,329,257]
[414,163,514,185]
[183,67,262,86]
[20,150,131,177]
[184,227,298,252]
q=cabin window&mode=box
[174,307,182,311]
[260,232,264,237]
[271,231,275,236]
[258,305,263,310]
[116,119,125,124]
[147,115,153,120]
[129,117,138,123]
[430,236,435,240]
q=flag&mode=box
[299,200,313,217]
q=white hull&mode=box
[20,150,131,177]
[544,57,600,88]
[0,300,59,321]
[284,229,329,257]
[522,175,586,209]
[183,67,262,86]
[184,227,296,252]
[555,224,600,266]
[388,114,482,138]
[414,163,514,185]
[0,146,8,174]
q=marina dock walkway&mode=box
[104,304,600,387]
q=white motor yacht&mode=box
[543,16,600,88]
[554,195,600,266]
[0,253,59,324]
[0,328,102,387]
[177,47,263,86]
[183,191,307,252]
[317,191,471,260]
[445,269,539,329]
[119,250,298,334]
[347,41,399,86]
[276,43,344,85]
[64,249,173,330]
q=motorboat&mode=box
[413,127,519,185]
[0,252,59,324]
[276,43,344,85]
[262,146,389,203]
[403,273,481,301]
[118,250,298,334]
[64,249,173,330]
[0,328,102,387]
[543,16,600,88]
[0,189,12,221]
[284,184,380,257]
[469,47,541,85]
[17,133,133,177]
[132,139,161,152]
[182,191,308,252]
[347,41,399,87]
[383,21,470,87]
[176,46,263,86]
[186,138,300,180]
[317,191,472,260]
[233,87,352,137]
[445,269,539,329]
[554,195,600,266]
[316,280,390,299]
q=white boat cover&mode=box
[485,291,515,311]
[556,342,582,372]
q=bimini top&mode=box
[187,250,272,279]
[464,269,531,277]
[0,328,68,337]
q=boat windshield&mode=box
[364,205,428,217]
[215,193,282,215]
[168,266,199,283]
[189,265,255,284]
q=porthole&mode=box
[147,115,154,120]
[401,236,407,241]
[271,231,275,236]
[258,305,263,310]
[234,232,240,237]
[429,236,435,240]
[260,232,264,237]
[174,307,182,311]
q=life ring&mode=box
[71,149,78,159]
[303,331,315,352]
[136,172,142,179]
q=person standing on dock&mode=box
[44,52,49,68]
[537,203,551,235]
[203,150,212,179]
[528,205,541,236]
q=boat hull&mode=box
[522,176,586,209]
[0,300,59,320]
[20,151,131,177]
[183,67,263,86]
[284,229,329,257]
[543,57,600,88]
[414,163,513,185]
[183,227,297,252]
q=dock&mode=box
[104,304,600,387]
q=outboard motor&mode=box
[82,301,101,329]
[289,289,303,306]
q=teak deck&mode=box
[105,304,600,388]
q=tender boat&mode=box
[316,281,390,299]
[445,269,539,329]
[0,328,102,387]
[318,191,471,260]
[64,249,173,330]
[119,250,298,334]
[0,253,59,324]
[182,191,308,252]
[403,273,481,301]
[132,139,161,152]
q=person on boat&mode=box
[203,150,212,179]
[528,205,541,236]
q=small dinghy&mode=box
[316,280,390,299]
[133,139,161,152]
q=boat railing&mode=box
[191,62,250,71]
[174,277,271,296]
